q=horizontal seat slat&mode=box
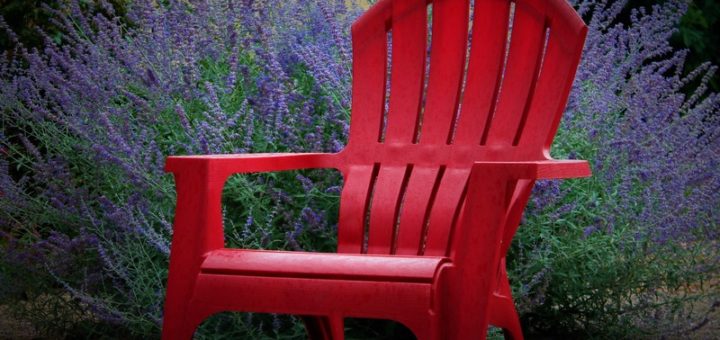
[201,249,449,283]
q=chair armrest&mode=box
[470,159,591,180]
[165,152,339,177]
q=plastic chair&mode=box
[161,0,589,339]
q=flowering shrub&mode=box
[514,0,719,336]
[0,0,717,338]
[0,0,354,337]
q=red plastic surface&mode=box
[161,1,589,339]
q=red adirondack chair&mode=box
[161,0,589,339]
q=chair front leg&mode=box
[488,264,523,340]
[442,164,522,339]
[162,162,226,339]
[303,315,345,340]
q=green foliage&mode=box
[0,0,129,51]
[1,1,717,339]
[508,104,718,337]
[674,0,720,91]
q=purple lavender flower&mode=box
[1,0,717,337]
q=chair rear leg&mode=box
[499,310,523,340]
[302,315,344,340]
[399,314,439,340]
[490,266,524,340]
[162,286,200,340]
[489,293,523,340]
[164,303,222,340]
[161,314,197,340]
[329,315,344,340]
[302,316,332,340]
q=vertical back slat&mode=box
[383,0,428,143]
[423,167,471,256]
[367,165,411,254]
[484,0,548,146]
[417,0,470,144]
[337,165,377,253]
[517,11,587,154]
[452,0,512,145]
[394,166,442,255]
[515,32,572,152]
[347,15,388,145]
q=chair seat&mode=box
[201,249,449,283]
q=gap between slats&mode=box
[391,164,414,254]
[361,163,381,254]
[419,165,447,255]
[446,0,475,145]
[444,181,469,257]
[412,4,433,144]
[378,31,392,143]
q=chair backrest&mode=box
[336,0,586,256]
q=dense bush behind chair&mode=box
[162,0,590,338]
